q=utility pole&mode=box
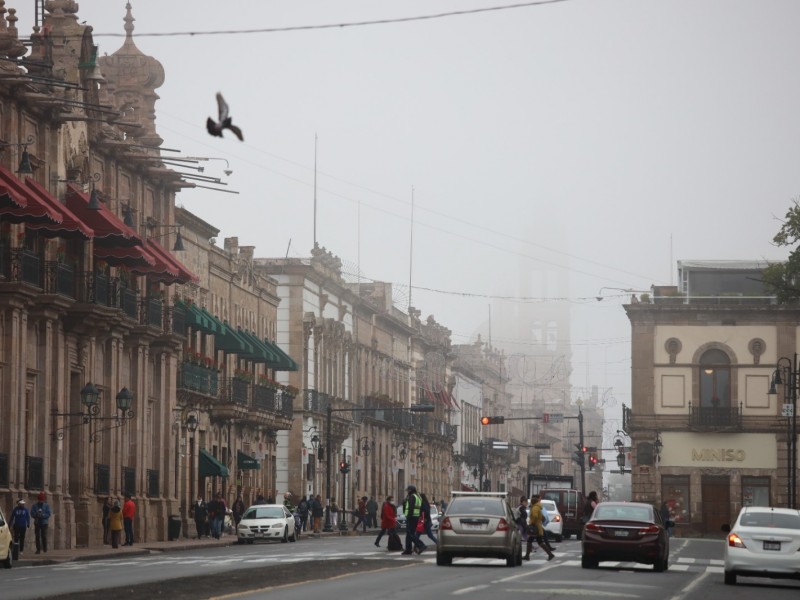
[578,408,586,495]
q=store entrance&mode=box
[701,475,730,536]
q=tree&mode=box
[762,200,800,303]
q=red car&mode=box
[581,501,672,572]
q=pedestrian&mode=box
[516,496,529,543]
[102,496,112,545]
[440,498,448,513]
[191,497,209,539]
[330,501,339,528]
[353,496,368,532]
[524,494,555,561]
[109,499,124,549]
[122,493,136,546]
[210,492,226,539]
[367,496,379,528]
[374,495,397,547]
[420,493,438,545]
[283,491,295,513]
[401,485,426,555]
[297,496,309,531]
[31,491,52,554]
[10,499,30,555]
[232,494,245,528]
[311,494,324,533]
[660,501,673,537]
[255,493,266,505]
[583,491,599,525]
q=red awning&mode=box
[136,238,197,285]
[0,165,62,225]
[94,243,157,269]
[65,184,143,247]
[23,178,93,239]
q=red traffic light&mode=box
[480,416,505,425]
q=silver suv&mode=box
[436,492,522,567]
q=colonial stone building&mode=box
[625,260,797,535]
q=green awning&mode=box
[264,339,299,371]
[213,322,251,355]
[237,450,260,470]
[178,301,218,335]
[199,307,226,334]
[238,329,280,365]
[199,448,229,478]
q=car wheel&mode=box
[653,554,667,572]
[246,539,254,545]
[555,535,563,543]
[516,545,523,566]
[281,527,289,543]
[436,552,452,566]
[2,544,12,569]
[507,552,517,567]
[581,555,598,569]
[236,538,244,545]
[724,571,737,585]
[289,528,297,542]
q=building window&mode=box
[95,464,110,495]
[147,469,160,497]
[699,348,731,407]
[0,453,8,488]
[662,475,691,524]
[122,466,136,496]
[25,456,44,490]
[742,476,770,507]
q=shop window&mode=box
[742,476,770,507]
[662,475,691,524]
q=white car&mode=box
[723,506,800,585]
[237,504,297,544]
[541,499,563,543]
[0,505,12,568]
[397,505,440,532]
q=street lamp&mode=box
[768,355,798,509]
[325,403,433,532]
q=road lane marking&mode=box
[667,568,712,600]
[453,584,490,595]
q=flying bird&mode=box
[206,92,244,141]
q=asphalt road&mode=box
[3,535,798,600]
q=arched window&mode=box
[699,349,731,407]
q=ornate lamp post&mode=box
[769,355,798,509]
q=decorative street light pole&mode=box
[769,355,798,509]
[325,403,434,532]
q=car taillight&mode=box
[496,518,510,531]
[728,533,746,548]
[440,517,453,530]
[638,525,660,535]
[584,522,603,532]
[553,515,561,522]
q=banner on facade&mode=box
[237,450,260,470]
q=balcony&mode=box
[178,362,220,398]
[689,402,742,430]
[43,261,75,298]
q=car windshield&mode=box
[541,501,558,512]
[594,505,652,522]
[448,498,505,516]
[739,512,800,529]
[243,507,285,520]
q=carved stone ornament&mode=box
[748,338,765,365]
[665,337,682,364]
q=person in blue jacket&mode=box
[31,492,52,554]
[10,499,30,554]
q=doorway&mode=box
[701,475,730,536]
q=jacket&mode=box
[192,502,208,522]
[31,501,52,526]
[528,501,545,536]
[109,505,124,532]
[10,506,30,529]
[403,493,422,518]
[380,501,397,529]
[122,499,136,520]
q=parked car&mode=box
[236,504,297,544]
[541,499,563,542]
[0,505,12,568]
[722,506,800,585]
[397,504,440,532]
[436,491,522,567]
[540,488,586,539]
[581,501,672,571]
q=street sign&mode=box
[538,454,553,461]
[782,403,794,417]
[533,443,551,449]
[549,413,563,424]
[492,441,510,450]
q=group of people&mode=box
[517,494,556,561]
[100,494,137,549]
[390,485,439,555]
[9,492,52,555]
[190,493,244,539]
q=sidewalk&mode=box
[16,527,355,567]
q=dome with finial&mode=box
[98,2,165,147]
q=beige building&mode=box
[625,261,797,535]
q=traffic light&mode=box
[480,416,505,425]
[573,444,587,467]
[339,461,350,474]
[588,452,598,470]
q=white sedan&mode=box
[541,499,564,542]
[237,504,297,544]
[723,506,800,585]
